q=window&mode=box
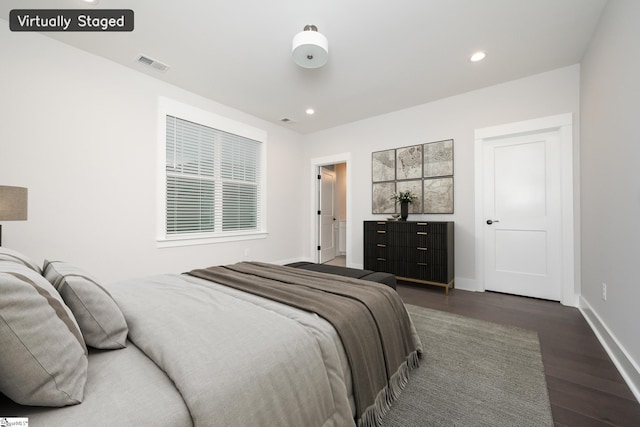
[158,98,266,246]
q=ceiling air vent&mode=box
[136,54,170,72]
[280,117,295,124]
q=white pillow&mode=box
[0,262,88,406]
[0,247,41,273]
[44,260,128,349]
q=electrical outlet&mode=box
[602,282,607,301]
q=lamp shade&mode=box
[0,186,28,221]
[292,25,328,69]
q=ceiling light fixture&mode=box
[306,108,315,115]
[82,0,99,4]
[470,51,487,62]
[292,25,328,69]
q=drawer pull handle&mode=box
[376,244,386,247]
[377,221,386,225]
[417,263,428,266]
[377,231,386,234]
[417,222,428,226]
[377,258,386,261]
[417,232,428,235]
[417,247,428,251]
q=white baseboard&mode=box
[452,277,478,292]
[579,296,640,403]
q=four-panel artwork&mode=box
[372,139,454,214]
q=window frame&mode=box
[156,97,267,247]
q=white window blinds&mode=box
[165,115,261,237]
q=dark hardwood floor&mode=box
[395,282,640,427]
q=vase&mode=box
[400,201,409,221]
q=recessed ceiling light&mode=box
[82,0,99,4]
[470,51,487,62]
[306,108,315,115]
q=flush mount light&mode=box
[82,0,99,4]
[305,108,315,115]
[470,51,487,62]
[292,25,329,69]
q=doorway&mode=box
[474,114,576,306]
[318,164,347,265]
[311,154,351,267]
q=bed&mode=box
[0,248,422,427]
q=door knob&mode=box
[486,219,500,225]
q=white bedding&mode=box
[0,341,192,426]
[1,272,357,426]
[1,267,427,427]
[108,273,356,427]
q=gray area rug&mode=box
[382,304,554,427]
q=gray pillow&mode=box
[44,260,128,349]
[0,247,41,273]
[0,262,88,406]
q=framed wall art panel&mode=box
[372,149,396,182]
[424,139,453,178]
[396,145,422,180]
[396,179,423,214]
[372,182,396,214]
[423,177,454,213]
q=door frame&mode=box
[310,153,352,265]
[474,113,578,306]
[319,166,336,263]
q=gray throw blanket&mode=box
[188,262,422,427]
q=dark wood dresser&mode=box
[363,220,455,294]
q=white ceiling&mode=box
[2,0,607,134]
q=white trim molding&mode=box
[474,113,578,306]
[580,296,640,403]
[156,96,268,247]
[309,153,352,266]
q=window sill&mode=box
[157,231,268,248]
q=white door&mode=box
[319,167,336,263]
[482,130,562,300]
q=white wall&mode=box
[0,19,582,294]
[0,21,307,283]
[580,0,640,395]
[302,65,581,291]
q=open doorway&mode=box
[317,162,347,266]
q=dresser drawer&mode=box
[372,242,388,260]
[415,248,447,265]
[413,264,449,283]
[372,221,388,243]
[364,221,387,245]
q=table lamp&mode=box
[0,186,28,246]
